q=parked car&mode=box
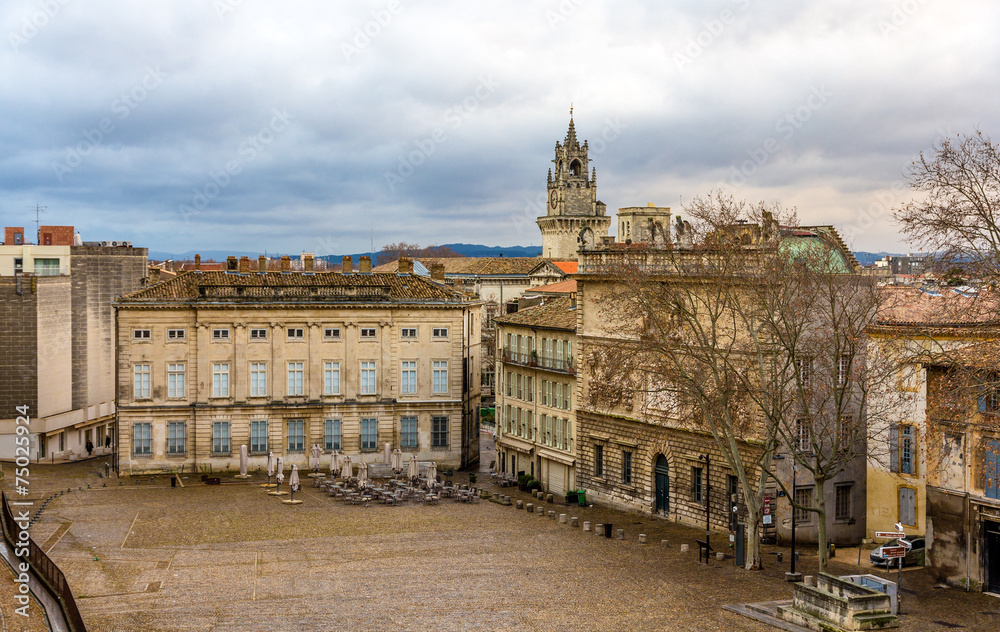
[870,537,925,567]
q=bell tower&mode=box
[537,110,611,260]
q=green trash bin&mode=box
[577,490,586,506]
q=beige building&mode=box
[867,286,1000,592]
[114,255,482,473]
[0,225,147,460]
[494,296,578,496]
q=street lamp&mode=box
[699,453,710,551]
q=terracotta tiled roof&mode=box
[115,270,471,305]
[877,286,1000,327]
[374,257,541,276]
[495,296,577,331]
[552,261,578,274]
[528,279,577,294]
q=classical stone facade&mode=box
[494,296,578,496]
[114,257,482,474]
[537,116,611,260]
[0,230,147,460]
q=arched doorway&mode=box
[654,454,670,515]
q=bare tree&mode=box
[376,242,464,266]
[895,129,1000,279]
[588,192,896,571]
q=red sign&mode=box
[763,507,771,515]
[882,546,906,558]
[764,496,771,505]
[875,531,906,539]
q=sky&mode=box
[2,1,999,257]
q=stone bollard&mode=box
[570,517,579,527]
[716,552,724,561]
[583,521,591,532]
[526,503,533,513]
[492,492,500,501]
[680,543,690,553]
[548,510,556,519]
[804,575,816,587]
[536,505,544,514]
[516,500,523,509]
[638,534,647,544]
[559,514,567,524]
[546,493,554,503]
[595,523,603,536]
[616,529,625,540]
[661,540,670,547]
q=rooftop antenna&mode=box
[370,223,374,258]
[30,204,46,244]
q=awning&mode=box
[497,436,533,454]
[537,448,575,467]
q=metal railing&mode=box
[502,350,574,374]
[1,492,87,632]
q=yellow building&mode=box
[494,296,578,496]
[114,255,481,473]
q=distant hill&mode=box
[148,244,543,263]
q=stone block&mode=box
[583,521,591,532]
[638,534,647,544]
[680,543,689,553]
[570,516,578,527]
[525,503,533,512]
[516,500,523,509]
[715,552,724,561]
[559,513,567,524]
[616,529,625,540]
[548,510,556,519]
[595,523,603,536]
[546,493,553,503]
[536,505,544,514]
[661,540,670,547]
[804,575,816,587]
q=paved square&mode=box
[33,477,783,632]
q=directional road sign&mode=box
[881,546,907,558]
[875,531,906,539]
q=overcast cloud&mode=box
[2,0,998,256]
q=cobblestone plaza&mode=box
[14,446,1000,631]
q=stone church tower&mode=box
[537,114,611,259]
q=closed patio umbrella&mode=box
[276,457,284,486]
[384,443,391,464]
[407,455,418,480]
[426,461,437,483]
[290,465,300,492]
[330,451,341,475]
[310,445,322,471]
[341,455,353,481]
[263,451,275,487]
[391,448,403,472]
[239,444,248,476]
[358,462,368,486]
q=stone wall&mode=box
[0,277,39,415]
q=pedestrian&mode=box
[86,439,94,456]
[105,434,111,448]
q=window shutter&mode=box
[889,424,899,472]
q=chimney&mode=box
[430,263,445,282]
[150,268,160,284]
[239,256,250,273]
[281,255,291,273]
[226,256,238,272]
[399,257,413,274]
[258,255,267,273]
[303,253,314,273]
[342,256,352,274]
[359,256,372,273]
[194,254,202,272]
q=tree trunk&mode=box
[746,509,763,570]
[815,478,829,572]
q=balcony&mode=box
[502,349,574,374]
